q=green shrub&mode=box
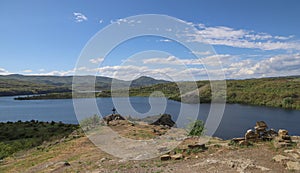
[80,114,101,128]
[188,120,205,136]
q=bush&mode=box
[80,114,101,128]
[188,120,205,136]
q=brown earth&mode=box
[0,120,299,173]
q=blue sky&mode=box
[0,0,300,80]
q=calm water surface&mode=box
[0,96,299,139]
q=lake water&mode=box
[0,96,299,139]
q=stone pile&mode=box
[231,121,293,147]
[103,114,126,125]
[273,129,293,148]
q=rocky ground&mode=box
[1,118,300,173]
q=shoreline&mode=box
[12,93,300,111]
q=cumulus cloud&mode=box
[0,68,10,75]
[73,12,88,22]
[143,55,231,66]
[185,23,300,51]
[223,53,300,78]
[89,57,104,64]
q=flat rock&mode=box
[171,153,183,160]
[286,161,300,171]
[273,155,290,163]
[160,154,171,161]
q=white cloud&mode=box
[159,39,172,42]
[191,51,213,56]
[89,57,104,64]
[27,69,75,76]
[143,55,231,66]
[185,23,300,51]
[73,12,88,22]
[0,68,10,75]
[110,18,141,25]
[22,69,32,73]
[222,53,300,78]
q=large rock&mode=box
[278,129,289,138]
[150,114,175,127]
[278,129,288,136]
[245,129,258,142]
[262,129,278,140]
[255,121,268,131]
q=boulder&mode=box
[245,129,258,142]
[150,114,175,127]
[263,129,278,139]
[255,121,268,131]
[254,121,269,139]
[278,129,289,138]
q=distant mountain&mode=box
[130,76,170,87]
[0,74,170,96]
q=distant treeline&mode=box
[5,75,300,110]
[118,76,300,110]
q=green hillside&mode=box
[127,76,300,110]
[4,75,300,110]
[0,75,170,97]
